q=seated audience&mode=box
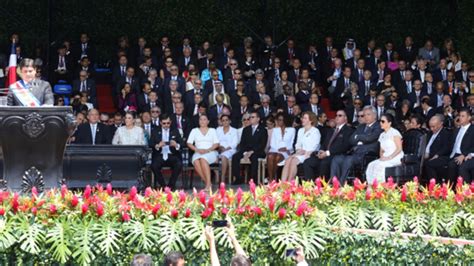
[447,108,473,182]
[266,113,296,181]
[216,114,239,182]
[74,109,112,144]
[112,111,146,145]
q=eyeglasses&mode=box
[58,99,64,102]
[358,115,365,118]
[161,122,171,125]
[190,73,197,76]
[380,120,387,124]
[230,63,237,65]
[242,118,250,121]
[469,75,474,78]
[212,74,218,76]
[336,114,345,117]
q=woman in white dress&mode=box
[187,114,220,191]
[216,114,239,182]
[112,112,146,145]
[281,112,321,181]
[366,113,404,185]
[266,113,296,181]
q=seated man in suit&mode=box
[149,114,184,190]
[7,58,54,106]
[73,109,112,144]
[303,109,354,179]
[256,94,274,123]
[171,102,190,141]
[423,114,452,182]
[72,70,97,107]
[330,106,382,183]
[448,108,474,182]
[208,94,231,128]
[231,111,268,184]
[302,93,324,116]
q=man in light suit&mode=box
[418,39,440,68]
[7,58,54,106]
[73,109,112,144]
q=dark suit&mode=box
[424,128,452,181]
[448,124,474,182]
[137,93,162,114]
[407,91,427,109]
[399,46,417,65]
[149,127,184,189]
[7,79,54,106]
[303,124,355,179]
[232,124,268,183]
[73,123,112,144]
[301,103,323,116]
[171,114,191,140]
[72,78,97,106]
[295,90,311,105]
[330,122,382,183]
[208,104,230,128]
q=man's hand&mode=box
[317,150,327,159]
[465,154,473,161]
[225,219,236,238]
[278,147,288,153]
[429,154,439,161]
[295,247,306,263]
[455,155,465,165]
[169,140,177,148]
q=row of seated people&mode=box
[71,105,474,190]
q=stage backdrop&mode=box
[0,0,473,64]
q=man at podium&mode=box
[7,58,54,106]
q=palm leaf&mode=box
[372,208,392,231]
[181,217,208,251]
[71,220,95,266]
[428,210,445,236]
[393,212,408,233]
[270,220,304,258]
[91,221,122,257]
[18,217,45,255]
[408,209,427,235]
[354,207,370,229]
[46,219,73,263]
[0,218,17,251]
[124,219,160,252]
[156,216,186,254]
[329,203,354,228]
[299,219,326,259]
[446,211,464,237]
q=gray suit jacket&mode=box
[418,47,440,65]
[349,122,383,157]
[7,79,55,106]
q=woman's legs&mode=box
[266,154,276,181]
[220,156,229,183]
[199,159,212,190]
[287,158,300,181]
[193,159,204,182]
[281,156,296,181]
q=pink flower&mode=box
[170,209,179,218]
[152,204,161,215]
[236,188,243,206]
[96,203,104,217]
[401,185,407,202]
[207,197,215,210]
[219,182,226,199]
[199,190,206,205]
[11,193,19,213]
[84,185,92,199]
[371,179,378,190]
[471,181,474,193]
[365,188,371,201]
[71,195,79,207]
[428,178,436,194]
[386,177,395,189]
[31,187,38,197]
[144,187,152,198]
[455,193,464,204]
[278,208,286,219]
[267,196,276,212]
[31,207,37,216]
[251,206,262,216]
[221,207,229,215]
[332,177,340,190]
[122,212,131,222]
[178,191,186,204]
[0,208,5,216]
[106,183,113,196]
[456,176,464,191]
[201,208,213,219]
[295,201,307,217]
[129,186,138,201]
[345,190,356,201]
[82,203,89,215]
[353,178,363,191]
[249,179,256,199]
[49,204,57,214]
[315,178,322,190]
[441,183,448,200]
[61,184,68,198]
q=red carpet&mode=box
[97,84,116,114]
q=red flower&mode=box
[219,182,226,199]
[184,208,191,218]
[49,204,57,214]
[170,209,179,218]
[199,190,206,205]
[365,188,371,201]
[0,208,5,216]
[96,203,104,217]
[122,212,131,222]
[201,208,213,218]
[345,190,356,201]
[106,183,113,196]
[315,178,322,190]
[129,186,138,201]
[31,207,37,216]
[278,208,286,219]
[295,201,307,217]
[386,177,395,190]
[221,207,229,215]
[416,191,425,202]
[11,193,19,213]
[82,203,89,215]
[371,179,378,190]
[353,178,364,191]
[456,176,464,191]
[332,176,340,190]
[71,195,79,207]
[251,206,262,216]
[84,185,92,199]
[441,183,448,200]
[235,207,245,215]
[61,184,68,198]
[152,204,161,215]
[401,185,407,202]
[471,181,474,193]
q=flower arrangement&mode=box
[0,177,472,265]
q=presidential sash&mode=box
[9,80,41,107]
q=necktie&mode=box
[194,105,198,116]
[365,81,370,95]
[162,129,170,160]
[359,70,363,81]
[289,108,293,114]
[59,56,65,68]
[312,105,317,114]
[327,127,340,150]
[121,66,125,76]
[442,70,446,80]
[81,81,86,92]
[264,107,268,117]
[252,126,257,135]
[177,116,182,129]
[91,124,97,145]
